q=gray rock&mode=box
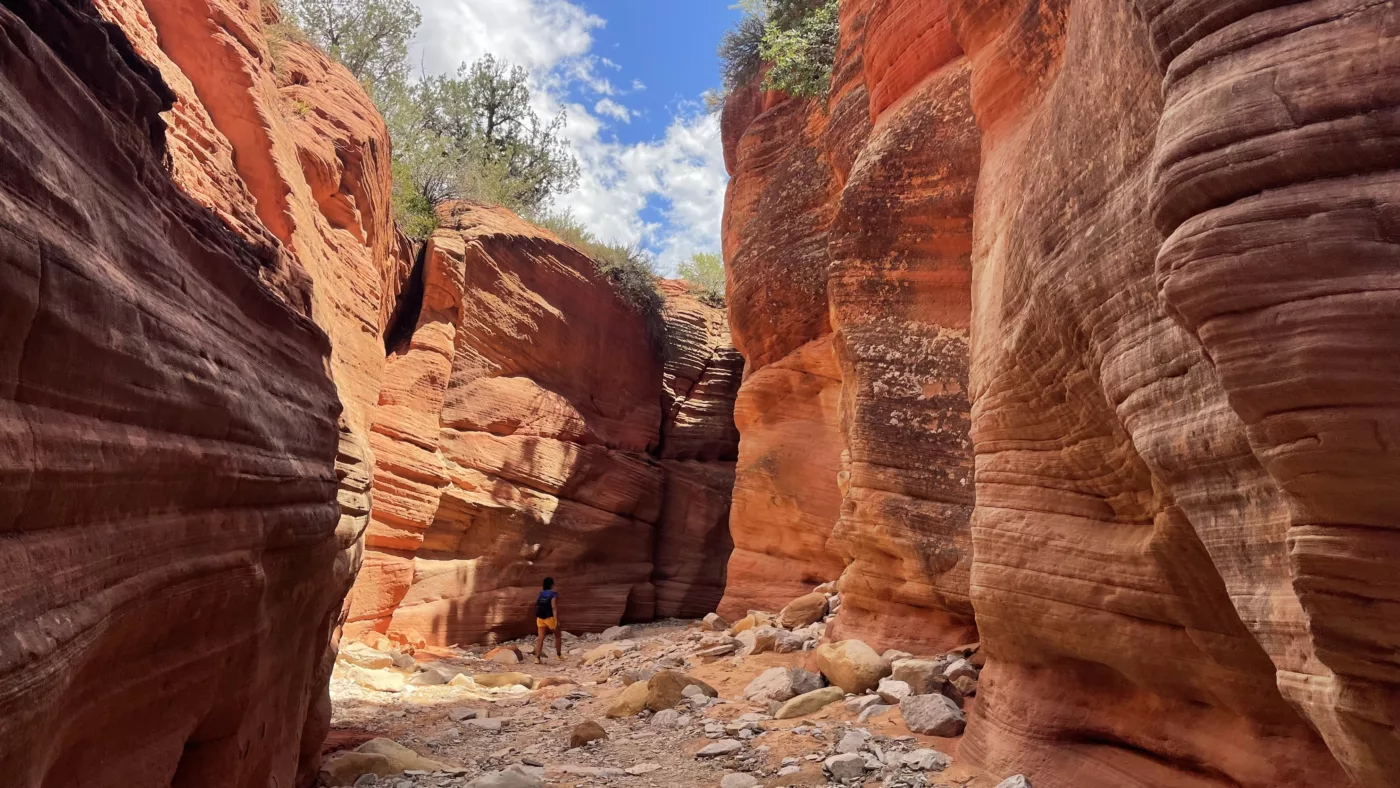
[468,717,505,732]
[721,773,760,788]
[943,658,978,682]
[650,709,682,728]
[696,739,744,757]
[600,625,634,642]
[777,765,801,777]
[836,730,870,754]
[877,678,912,705]
[353,776,378,787]
[824,753,868,780]
[448,707,479,721]
[682,684,708,699]
[899,694,965,737]
[743,666,824,704]
[701,612,729,631]
[626,763,662,775]
[890,659,948,696]
[901,749,950,771]
[857,703,894,723]
[846,694,884,713]
[996,777,1031,788]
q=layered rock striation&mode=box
[724,0,1400,786]
[0,0,401,785]
[719,0,978,651]
[346,205,742,646]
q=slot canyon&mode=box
[2,1,1398,787]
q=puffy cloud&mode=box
[409,0,726,276]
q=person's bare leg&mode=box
[534,626,547,662]
[554,628,563,658]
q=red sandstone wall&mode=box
[719,0,979,653]
[0,1,360,786]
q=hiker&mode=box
[533,577,562,663]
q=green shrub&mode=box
[678,252,726,308]
[535,212,665,342]
[716,0,840,100]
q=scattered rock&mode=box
[744,666,824,703]
[347,667,405,693]
[721,773,760,788]
[952,675,978,697]
[600,625,634,642]
[320,752,394,786]
[836,730,870,754]
[650,709,682,727]
[408,667,452,686]
[606,670,716,717]
[569,720,608,748]
[900,694,966,737]
[465,770,543,788]
[858,704,893,723]
[846,694,884,713]
[356,739,462,773]
[339,642,395,670]
[877,678,912,705]
[701,613,729,631]
[469,718,506,732]
[890,659,949,696]
[996,777,1030,788]
[696,739,744,758]
[626,763,662,775]
[774,686,845,719]
[944,658,977,682]
[777,765,801,777]
[693,640,741,658]
[582,644,626,665]
[534,676,576,689]
[484,646,522,665]
[474,672,534,690]
[448,707,479,721]
[901,749,950,771]
[815,640,891,694]
[682,684,708,699]
[736,626,781,657]
[824,753,868,780]
[778,593,829,628]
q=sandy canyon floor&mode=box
[326,620,994,788]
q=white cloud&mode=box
[409,0,727,277]
[594,98,633,124]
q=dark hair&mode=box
[542,577,554,590]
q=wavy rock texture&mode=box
[346,205,742,646]
[0,0,367,786]
[654,281,742,619]
[951,1,1398,786]
[719,0,979,651]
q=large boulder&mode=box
[737,626,781,656]
[338,642,395,670]
[778,592,829,628]
[774,686,846,719]
[890,658,949,696]
[900,694,966,737]
[607,671,716,717]
[744,667,825,703]
[815,640,890,694]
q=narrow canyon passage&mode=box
[3,1,1400,788]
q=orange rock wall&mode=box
[0,0,387,785]
[725,0,1400,786]
[954,1,1400,786]
[719,0,979,652]
[346,205,742,646]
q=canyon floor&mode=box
[326,620,992,788]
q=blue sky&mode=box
[407,0,743,275]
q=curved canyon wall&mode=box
[0,0,402,785]
[723,0,1400,786]
[719,0,979,652]
[347,203,741,647]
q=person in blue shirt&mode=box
[533,577,561,663]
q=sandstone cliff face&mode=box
[719,0,979,652]
[725,0,1400,786]
[346,205,742,646]
[0,0,375,785]
[953,2,1400,786]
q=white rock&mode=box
[777,765,801,777]
[720,773,760,788]
[846,694,884,713]
[996,777,1031,788]
[857,704,893,723]
[626,764,662,775]
[743,666,824,704]
[600,625,634,642]
[877,678,912,705]
[836,730,869,754]
[465,771,542,788]
[468,718,505,732]
[682,684,708,699]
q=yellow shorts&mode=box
[536,617,557,630]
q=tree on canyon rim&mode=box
[279,0,580,238]
[679,252,726,307]
[712,0,839,106]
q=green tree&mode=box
[281,0,418,101]
[678,252,726,307]
[715,0,840,101]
